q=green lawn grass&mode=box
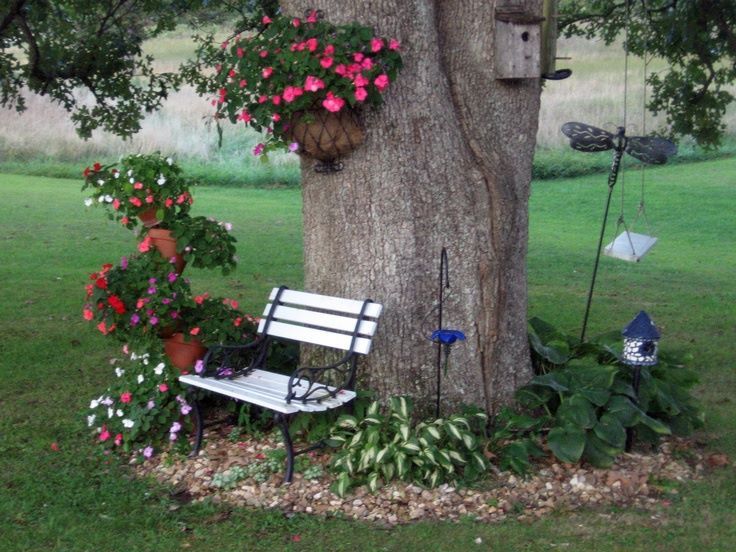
[1,158,735,551]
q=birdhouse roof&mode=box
[622,311,660,340]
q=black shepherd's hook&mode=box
[436,248,450,418]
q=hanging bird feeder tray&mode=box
[604,231,657,262]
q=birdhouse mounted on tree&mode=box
[494,3,544,79]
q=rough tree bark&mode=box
[282,0,541,415]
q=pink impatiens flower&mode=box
[322,92,345,113]
[282,86,303,102]
[320,57,334,69]
[371,37,384,52]
[262,66,273,78]
[389,38,400,50]
[304,76,325,92]
[355,87,368,102]
[374,74,390,92]
[158,383,169,393]
[238,110,252,123]
[120,392,132,403]
[138,236,152,253]
[99,426,110,442]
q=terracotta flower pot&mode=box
[138,206,161,228]
[147,228,186,274]
[289,109,365,161]
[164,333,207,374]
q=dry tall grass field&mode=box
[0,33,733,163]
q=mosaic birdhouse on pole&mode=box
[622,311,660,366]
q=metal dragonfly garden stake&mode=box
[560,122,677,342]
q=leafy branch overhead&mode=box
[2,0,734,146]
[559,0,736,148]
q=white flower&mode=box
[223,222,233,232]
[130,352,139,361]
[122,419,135,428]
[104,194,113,203]
[127,169,133,176]
[129,177,135,184]
[84,198,94,207]
[101,396,113,406]
[113,170,120,179]
[142,357,149,366]
[115,367,125,378]
[107,407,114,419]
[97,196,105,203]
[166,157,173,165]
[87,414,96,427]
[137,374,144,384]
[157,174,166,186]
[153,362,165,375]
[90,399,100,409]
[116,409,124,417]
[97,179,105,186]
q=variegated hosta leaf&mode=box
[401,438,421,454]
[449,415,471,429]
[348,430,364,448]
[325,436,346,447]
[382,462,396,481]
[363,415,382,425]
[367,472,380,492]
[367,401,380,416]
[472,451,487,471]
[399,423,410,441]
[428,470,440,488]
[437,450,453,471]
[445,422,463,441]
[418,436,429,448]
[461,432,477,450]
[422,447,438,465]
[424,425,441,441]
[447,450,467,464]
[335,472,351,497]
[395,452,408,478]
[337,414,358,429]
[375,445,392,464]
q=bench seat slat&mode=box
[180,371,356,414]
[261,304,378,336]
[257,320,374,354]
[269,288,383,319]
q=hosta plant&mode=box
[327,397,488,497]
[516,319,705,469]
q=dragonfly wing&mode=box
[560,122,615,152]
[626,136,677,165]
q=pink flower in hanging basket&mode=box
[322,92,345,113]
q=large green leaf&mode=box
[582,433,618,468]
[593,413,626,449]
[605,395,640,427]
[556,394,597,429]
[569,364,618,390]
[637,413,672,435]
[547,425,586,463]
[528,372,569,393]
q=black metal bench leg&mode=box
[274,412,295,483]
[188,398,203,457]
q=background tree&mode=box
[559,0,736,149]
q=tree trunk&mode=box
[282,0,541,416]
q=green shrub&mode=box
[327,397,488,496]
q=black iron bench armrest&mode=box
[286,352,357,403]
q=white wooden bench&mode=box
[179,286,383,482]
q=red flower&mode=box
[262,15,272,24]
[50,442,60,451]
[83,308,94,321]
[95,277,108,290]
[114,433,123,446]
[93,162,102,172]
[83,166,91,177]
[99,426,110,442]
[190,327,201,336]
[120,392,132,403]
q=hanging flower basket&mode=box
[164,333,207,374]
[289,109,365,161]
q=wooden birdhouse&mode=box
[494,3,543,79]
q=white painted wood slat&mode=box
[261,304,378,335]
[268,288,383,318]
[179,372,356,414]
[257,320,373,354]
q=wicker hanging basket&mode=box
[289,109,365,161]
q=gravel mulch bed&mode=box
[134,422,711,526]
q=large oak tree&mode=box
[2,0,733,413]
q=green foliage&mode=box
[517,320,705,468]
[327,397,489,496]
[560,0,736,148]
[86,349,195,458]
[170,215,237,274]
[81,153,192,230]
[194,11,403,155]
[211,448,323,488]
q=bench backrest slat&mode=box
[260,320,374,354]
[260,304,378,336]
[256,288,382,355]
[267,288,383,319]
